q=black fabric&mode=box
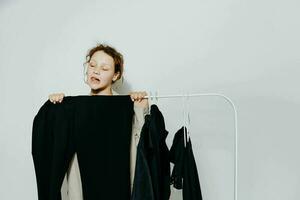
[31,95,134,200]
[131,104,170,200]
[169,126,202,200]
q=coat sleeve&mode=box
[31,100,55,199]
[31,99,72,200]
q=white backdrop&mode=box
[0,0,299,199]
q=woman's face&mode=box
[86,50,119,90]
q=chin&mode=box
[87,82,100,89]
[89,83,108,91]
[90,85,102,90]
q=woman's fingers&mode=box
[141,91,147,101]
[49,93,65,104]
[130,91,147,102]
[58,93,64,102]
[138,91,146,102]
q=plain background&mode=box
[0,0,299,199]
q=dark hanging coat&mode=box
[31,95,134,200]
[169,126,203,200]
[131,104,170,200]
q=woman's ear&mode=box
[113,71,121,82]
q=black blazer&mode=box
[131,104,170,200]
[169,126,203,200]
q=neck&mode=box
[89,87,113,96]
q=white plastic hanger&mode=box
[182,92,187,147]
[186,91,191,144]
[182,91,191,147]
[148,90,159,110]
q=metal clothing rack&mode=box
[143,92,238,200]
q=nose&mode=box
[93,71,100,75]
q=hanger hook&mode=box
[147,90,151,110]
[155,91,158,104]
[149,90,153,101]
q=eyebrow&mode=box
[90,59,112,67]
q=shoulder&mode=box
[113,89,149,114]
[112,89,119,95]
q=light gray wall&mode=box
[0,0,299,199]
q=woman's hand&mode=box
[129,91,149,108]
[48,93,65,104]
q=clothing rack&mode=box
[144,92,238,200]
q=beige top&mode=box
[61,90,149,199]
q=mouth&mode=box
[90,76,100,83]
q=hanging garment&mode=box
[31,95,134,200]
[131,104,170,200]
[62,90,149,200]
[169,126,203,200]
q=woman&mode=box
[49,43,149,199]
